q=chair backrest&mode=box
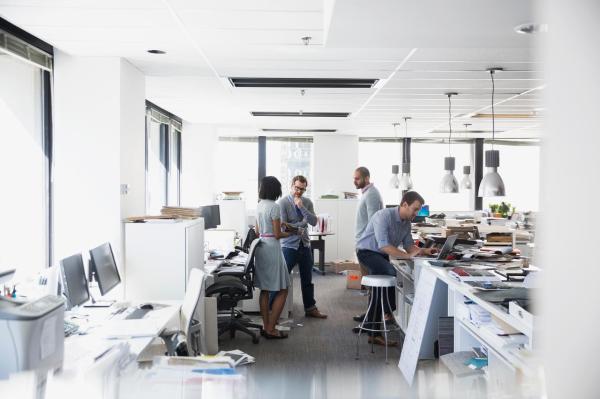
[242,227,258,252]
[244,238,261,276]
[180,268,206,344]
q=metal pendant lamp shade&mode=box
[478,68,506,197]
[440,93,459,193]
[440,156,459,193]
[399,162,413,190]
[478,150,505,196]
[389,164,400,189]
[461,165,473,189]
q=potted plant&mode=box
[498,202,512,218]
[489,204,501,218]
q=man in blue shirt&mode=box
[278,175,327,319]
[356,191,437,345]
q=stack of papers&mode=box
[216,350,255,366]
[161,206,201,219]
[467,303,491,325]
[449,267,502,282]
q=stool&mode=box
[355,275,399,363]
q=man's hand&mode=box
[420,247,439,256]
[294,196,303,208]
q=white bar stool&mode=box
[355,275,399,363]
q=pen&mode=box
[93,346,114,362]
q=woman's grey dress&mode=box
[254,200,291,291]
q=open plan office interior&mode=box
[0,1,597,398]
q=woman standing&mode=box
[255,176,292,339]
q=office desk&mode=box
[392,259,540,394]
[309,232,334,274]
[62,302,180,372]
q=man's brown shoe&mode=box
[305,308,328,319]
[368,336,398,347]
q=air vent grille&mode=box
[230,77,377,88]
[252,111,349,118]
[0,30,52,71]
[261,129,337,133]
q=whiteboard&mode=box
[398,267,438,385]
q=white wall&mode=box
[180,122,217,206]
[119,59,146,219]
[312,135,359,198]
[53,53,145,272]
[538,1,600,397]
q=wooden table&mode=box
[309,232,335,275]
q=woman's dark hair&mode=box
[259,176,282,200]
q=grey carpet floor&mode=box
[217,271,446,399]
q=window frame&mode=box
[145,101,183,212]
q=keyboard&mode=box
[64,320,80,337]
[125,308,150,320]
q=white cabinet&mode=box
[313,199,358,262]
[124,219,204,301]
[217,200,248,239]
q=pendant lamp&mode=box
[440,93,459,193]
[389,123,401,189]
[461,166,473,189]
[399,116,413,190]
[389,164,400,189]
[478,68,506,197]
[461,123,473,189]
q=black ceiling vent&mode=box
[261,128,337,133]
[251,111,350,118]
[230,78,378,88]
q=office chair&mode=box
[206,238,262,344]
[162,268,206,356]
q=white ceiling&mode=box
[0,0,544,138]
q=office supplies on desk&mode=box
[0,295,65,378]
[64,319,80,337]
[449,267,502,282]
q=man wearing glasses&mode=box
[277,175,327,319]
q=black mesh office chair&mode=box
[206,238,262,344]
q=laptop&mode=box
[414,234,458,266]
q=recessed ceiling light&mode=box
[147,49,166,54]
[514,23,548,35]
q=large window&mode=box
[358,140,405,205]
[216,137,259,206]
[482,141,540,212]
[266,137,313,198]
[0,31,52,275]
[145,103,182,214]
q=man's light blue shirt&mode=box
[356,207,414,254]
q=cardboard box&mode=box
[330,260,361,274]
[346,270,363,290]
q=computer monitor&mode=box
[59,253,90,310]
[199,205,221,229]
[89,242,121,296]
[417,205,430,217]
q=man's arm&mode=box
[382,244,437,259]
[298,198,318,226]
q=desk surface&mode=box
[309,232,335,237]
[63,301,180,373]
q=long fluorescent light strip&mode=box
[252,112,349,118]
[229,78,378,88]
[261,129,337,133]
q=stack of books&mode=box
[161,206,201,219]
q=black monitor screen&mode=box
[200,205,221,229]
[89,243,121,296]
[59,253,89,309]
